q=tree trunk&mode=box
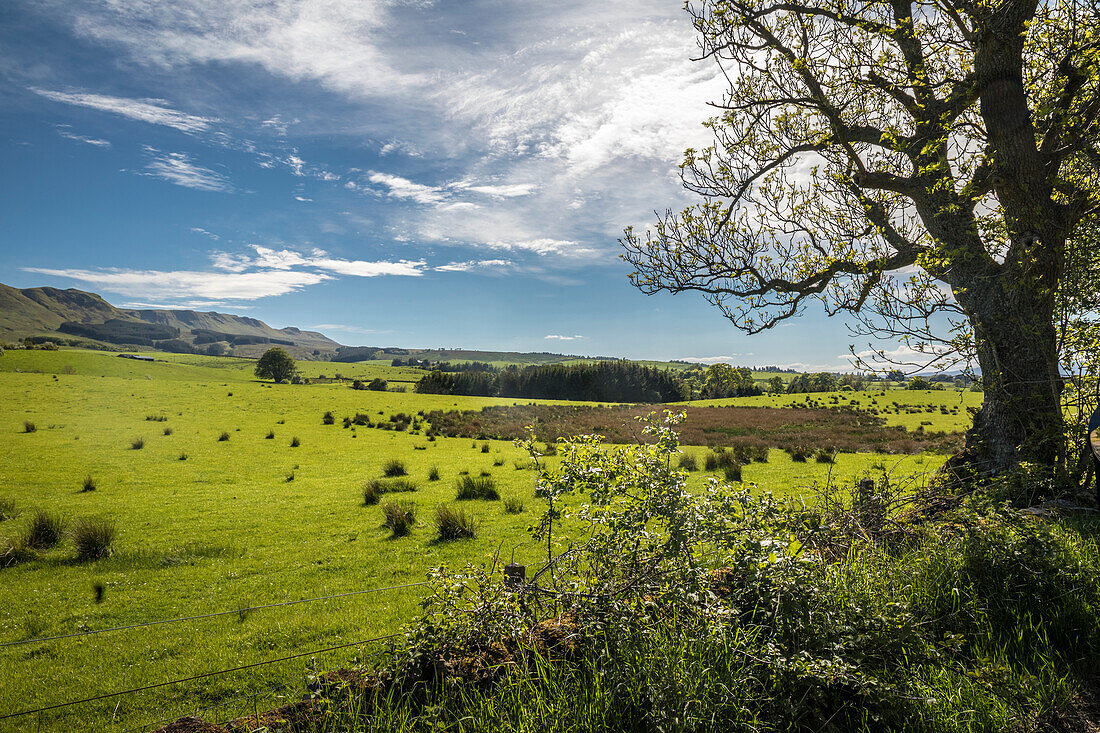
[950,284,1064,478]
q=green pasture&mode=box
[0,350,948,731]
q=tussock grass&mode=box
[455,475,499,501]
[218,431,230,442]
[23,421,36,433]
[502,497,525,514]
[81,475,97,493]
[290,436,301,447]
[72,517,116,560]
[434,504,478,540]
[428,466,440,481]
[24,510,65,550]
[130,436,145,450]
[363,478,419,505]
[0,499,19,522]
[382,459,407,477]
[381,500,417,537]
[678,453,698,471]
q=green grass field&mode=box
[0,350,955,731]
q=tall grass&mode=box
[434,504,478,540]
[24,510,65,550]
[455,476,499,501]
[382,459,408,477]
[381,501,417,537]
[72,517,116,560]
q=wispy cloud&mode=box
[32,88,215,133]
[144,150,233,192]
[434,259,512,273]
[190,227,220,240]
[308,323,379,335]
[54,126,111,147]
[545,334,583,341]
[23,266,328,301]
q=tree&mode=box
[622,0,1100,477]
[254,347,297,383]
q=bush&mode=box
[23,421,36,433]
[723,463,742,482]
[382,500,417,537]
[322,411,335,425]
[382,459,408,477]
[368,378,388,391]
[81,475,97,493]
[786,446,809,462]
[218,431,230,442]
[455,476,499,501]
[24,510,65,550]
[434,504,478,540]
[502,497,525,514]
[131,437,145,450]
[678,453,698,471]
[72,517,116,560]
[814,448,836,464]
[428,466,441,481]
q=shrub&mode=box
[382,500,417,537]
[363,481,383,505]
[218,431,230,442]
[0,499,18,521]
[382,459,408,477]
[81,475,97,493]
[435,504,478,540]
[265,429,275,439]
[678,454,698,471]
[322,411,335,425]
[724,463,743,482]
[428,466,441,481]
[786,446,809,462]
[24,510,65,550]
[131,437,145,450]
[23,421,36,433]
[163,427,173,436]
[481,442,491,453]
[814,448,836,464]
[290,436,301,447]
[368,378,388,391]
[455,476,499,501]
[72,517,116,560]
[502,497,525,514]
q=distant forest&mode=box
[416,361,685,403]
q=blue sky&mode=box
[0,0,877,370]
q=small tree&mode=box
[254,347,296,383]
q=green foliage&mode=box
[71,517,116,560]
[24,509,65,550]
[253,347,296,383]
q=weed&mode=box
[434,504,478,540]
[382,500,417,537]
[455,476,499,501]
[382,459,408,477]
[81,475,97,493]
[290,436,301,447]
[502,497,525,514]
[428,466,441,481]
[24,510,65,550]
[131,437,145,450]
[71,517,116,560]
[23,421,36,433]
[218,431,230,442]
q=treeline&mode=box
[59,319,178,346]
[785,372,868,393]
[416,361,684,402]
[392,358,494,373]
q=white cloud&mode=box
[23,266,328,301]
[294,195,313,202]
[366,171,449,205]
[545,334,584,341]
[308,323,379,334]
[434,259,512,272]
[32,88,215,133]
[144,150,233,192]
[191,227,220,240]
[54,127,112,147]
[309,256,426,277]
[677,355,745,365]
[449,180,536,198]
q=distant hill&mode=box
[0,283,341,359]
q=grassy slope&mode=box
[0,350,948,731]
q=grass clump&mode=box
[81,475,97,493]
[678,453,698,471]
[23,421,37,433]
[723,463,742,483]
[382,459,408,477]
[322,410,335,425]
[364,478,419,505]
[455,475,499,501]
[178,453,188,461]
[163,427,173,436]
[480,442,490,453]
[218,431,230,442]
[434,504,478,540]
[130,437,145,450]
[24,510,65,550]
[381,500,417,537]
[0,499,19,521]
[814,448,836,464]
[428,466,441,481]
[290,436,301,447]
[71,517,116,560]
[265,429,275,439]
[502,497,525,514]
